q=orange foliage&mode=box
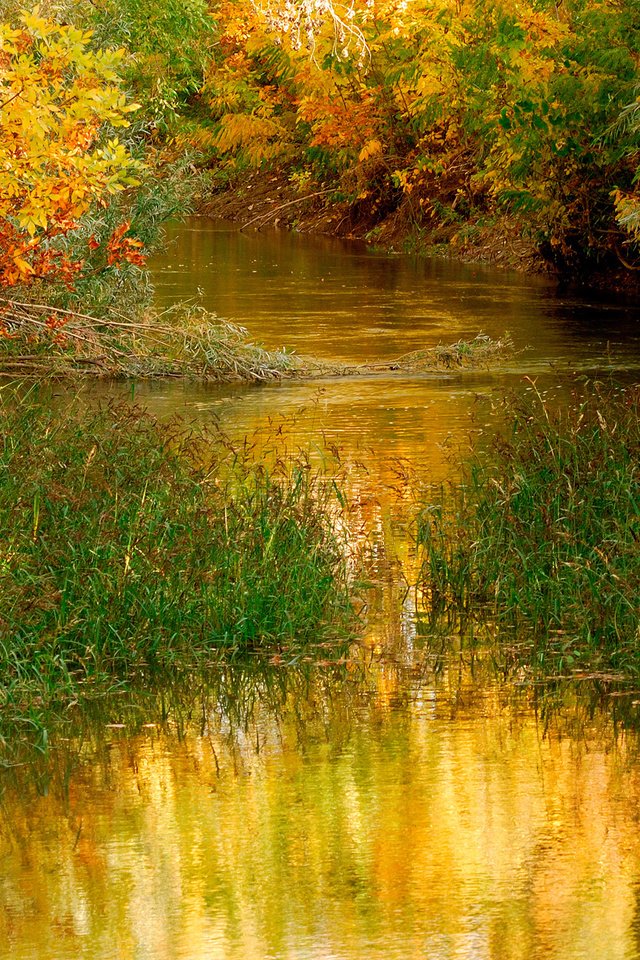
[0,10,143,288]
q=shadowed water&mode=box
[151,220,640,371]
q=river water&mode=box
[2,220,640,960]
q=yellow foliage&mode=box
[204,0,640,263]
[516,9,569,46]
[613,190,640,243]
[358,139,383,163]
[213,113,293,164]
[0,10,142,286]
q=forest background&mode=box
[1,0,640,327]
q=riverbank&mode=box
[201,168,541,271]
[201,169,639,291]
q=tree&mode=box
[0,9,143,290]
[205,0,640,270]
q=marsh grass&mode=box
[417,381,640,675]
[0,392,356,741]
[0,651,355,770]
[377,334,514,372]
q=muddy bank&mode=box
[201,170,355,239]
[201,169,544,271]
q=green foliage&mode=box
[57,156,203,317]
[416,382,640,675]
[69,0,216,132]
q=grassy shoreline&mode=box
[2,378,640,760]
[0,301,299,382]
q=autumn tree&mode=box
[203,0,640,271]
[0,9,143,291]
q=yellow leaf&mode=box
[13,256,35,276]
[358,139,383,163]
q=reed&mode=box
[416,381,640,675]
[0,392,356,734]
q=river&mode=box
[2,220,640,960]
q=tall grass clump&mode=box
[0,393,355,711]
[417,381,640,675]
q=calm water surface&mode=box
[2,220,640,960]
[151,220,639,368]
[130,218,640,476]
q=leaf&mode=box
[0,11,145,287]
[13,256,35,276]
[358,139,383,163]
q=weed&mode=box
[0,304,512,382]
[0,393,357,736]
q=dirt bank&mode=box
[201,168,546,272]
[201,168,639,292]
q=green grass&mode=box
[0,391,356,735]
[416,380,640,675]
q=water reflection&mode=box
[86,374,503,491]
[150,219,640,369]
[3,223,640,960]
[2,659,640,960]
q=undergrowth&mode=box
[0,391,357,743]
[416,380,640,676]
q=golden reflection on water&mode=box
[2,667,640,960]
[92,373,501,487]
[149,219,640,369]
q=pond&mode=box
[2,220,640,960]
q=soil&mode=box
[200,170,362,237]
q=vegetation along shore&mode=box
[415,381,640,677]
[0,391,357,749]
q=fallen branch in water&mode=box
[0,297,513,381]
[240,188,334,231]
